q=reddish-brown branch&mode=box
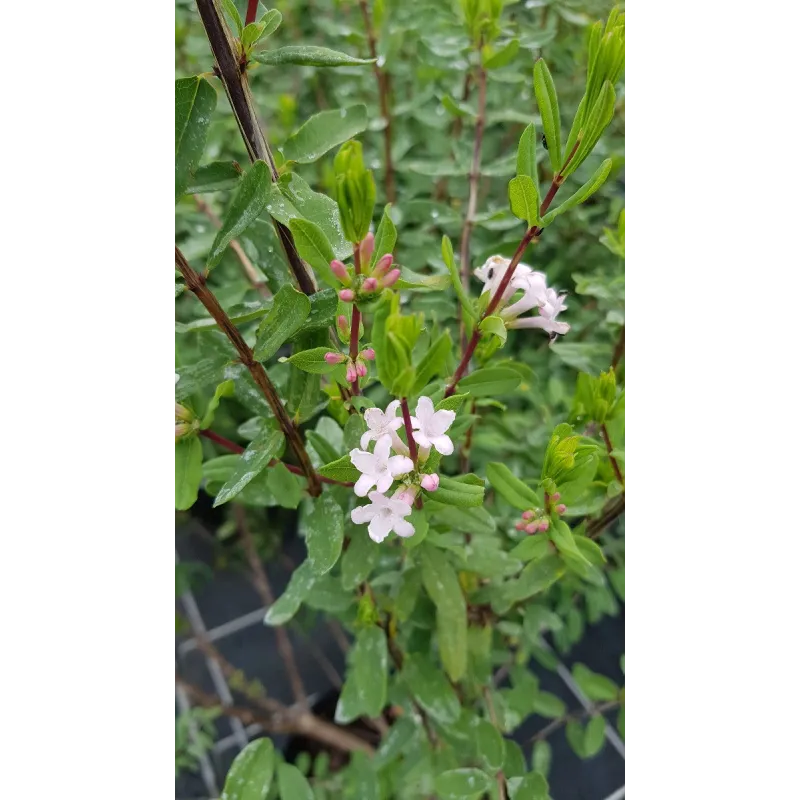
[349,244,363,396]
[176,246,321,496]
[399,398,419,464]
[587,494,625,539]
[600,424,624,486]
[358,0,395,202]
[245,0,259,26]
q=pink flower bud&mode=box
[362,277,378,292]
[175,403,192,422]
[339,289,355,303]
[346,362,357,383]
[521,510,534,520]
[359,232,375,264]
[515,521,526,531]
[337,315,349,337]
[382,268,401,288]
[525,523,538,534]
[551,492,561,501]
[330,259,350,284]
[324,351,345,365]
[175,422,191,440]
[374,253,394,276]
[420,473,440,492]
[360,348,375,361]
[356,361,367,378]
[556,504,567,515]
[538,520,550,532]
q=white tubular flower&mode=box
[474,255,535,303]
[175,373,180,385]
[499,270,549,319]
[360,400,406,453]
[350,490,415,542]
[410,396,456,456]
[507,287,570,335]
[349,435,414,497]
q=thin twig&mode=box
[611,324,625,369]
[358,0,395,202]
[234,506,308,708]
[176,246,322,496]
[483,687,507,800]
[587,494,625,539]
[600,424,624,486]
[530,699,620,743]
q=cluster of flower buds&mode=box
[332,233,402,303]
[514,492,567,535]
[175,401,196,442]
[324,345,375,383]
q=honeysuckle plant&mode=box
[175,1,624,797]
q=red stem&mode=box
[349,244,362,396]
[199,429,355,487]
[400,398,418,464]
[245,0,259,26]
[600,424,624,486]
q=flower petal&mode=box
[429,409,456,436]
[388,455,414,476]
[364,407,385,431]
[349,448,376,474]
[351,504,377,524]
[374,435,392,462]
[354,474,376,497]
[376,472,394,494]
[393,518,415,538]
[385,399,400,417]
[414,396,435,425]
[412,430,432,449]
[430,434,454,456]
[368,513,394,542]
[360,430,373,450]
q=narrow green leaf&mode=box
[305,494,344,575]
[516,123,537,180]
[562,82,615,178]
[175,436,203,511]
[220,0,243,35]
[486,462,540,510]
[442,235,477,321]
[371,205,397,266]
[572,663,619,701]
[532,691,566,718]
[282,105,368,164]
[264,560,316,625]
[287,218,338,287]
[207,161,271,269]
[584,715,606,756]
[435,769,493,798]
[503,554,564,604]
[259,8,282,38]
[431,474,486,508]
[459,367,521,397]
[254,285,311,361]
[509,535,550,562]
[542,158,612,225]
[276,763,313,800]
[341,528,380,588]
[508,175,540,227]
[185,160,242,194]
[213,428,284,507]
[411,331,453,394]
[532,741,552,777]
[335,626,388,723]
[318,454,359,484]
[483,38,520,69]
[420,544,467,682]
[285,346,340,374]
[175,77,217,202]
[534,59,562,173]
[220,738,274,800]
[402,653,460,724]
[252,45,375,67]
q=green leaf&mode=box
[254,285,311,361]
[503,554,564,605]
[523,605,563,642]
[265,462,303,509]
[335,626,388,723]
[584,715,606,756]
[532,691,566,718]
[549,518,586,561]
[175,436,203,511]
[213,428,284,507]
[185,160,242,194]
[431,474,485,508]
[318,454,359,484]
[442,235,477,321]
[486,462,540,510]
[305,494,344,575]
[572,663,619,701]
[276,763,313,800]
[475,720,505,771]
[509,535,550,562]
[435,769,493,798]
[617,706,625,739]
[285,346,340,374]
[507,772,550,800]
[542,159,613,225]
[259,8,282,38]
[282,105,368,164]
[433,506,496,536]
[575,536,606,565]
[411,331,453,394]
[200,379,235,428]
[420,544,467,682]
[534,59,562,173]
[220,738,274,800]
[483,38,520,69]
[264,560,316,625]
[402,653,460,724]
[242,21,267,50]
[508,175,540,227]
[532,740,552,777]
[295,288,338,336]
[459,367,521,397]
[341,528,380,589]
[287,218,338,288]
[175,77,217,203]
[562,82,616,178]
[516,123,537,180]
[220,0,243,36]
[207,161,271,269]
[479,315,507,345]
[565,719,587,757]
[371,205,397,266]
[253,45,375,67]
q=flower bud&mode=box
[521,510,534,520]
[382,268,401,288]
[337,315,350,337]
[346,361,358,383]
[420,473,440,492]
[538,520,550,532]
[339,289,355,303]
[334,140,376,243]
[515,521,526,531]
[175,402,193,422]
[359,232,375,264]
[556,504,567,515]
[373,253,394,276]
[362,277,378,292]
[525,523,539,534]
[175,422,191,441]
[360,347,375,361]
[330,259,350,284]
[551,492,561,502]
[324,351,345,365]
[356,360,367,378]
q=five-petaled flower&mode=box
[349,435,414,497]
[360,400,405,450]
[410,396,456,455]
[351,490,415,542]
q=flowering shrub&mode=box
[176,0,624,796]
